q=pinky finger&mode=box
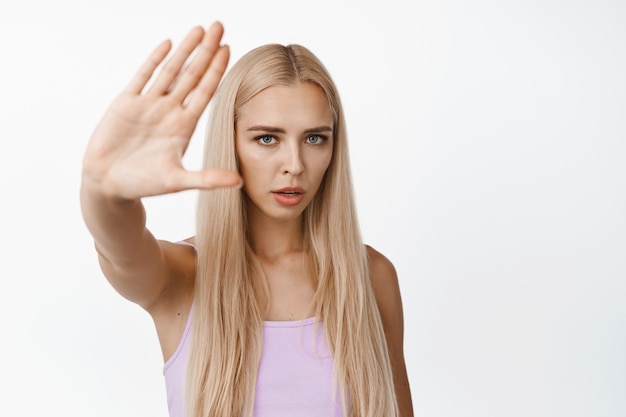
[123,40,172,95]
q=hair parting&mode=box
[186,44,399,417]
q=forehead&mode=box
[236,82,333,129]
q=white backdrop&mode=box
[1,0,624,416]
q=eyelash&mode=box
[306,134,328,144]
[256,135,278,145]
[254,134,329,145]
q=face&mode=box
[235,82,334,223]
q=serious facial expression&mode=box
[235,82,334,223]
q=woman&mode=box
[80,21,413,417]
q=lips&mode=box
[272,187,305,206]
[273,187,305,194]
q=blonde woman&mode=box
[80,21,413,417]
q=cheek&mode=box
[319,149,334,176]
[236,145,256,174]
[238,153,269,188]
[306,154,333,190]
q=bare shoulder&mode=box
[366,245,398,285]
[366,245,414,417]
[148,237,197,316]
[366,245,401,303]
[365,244,404,328]
[149,237,197,362]
[158,238,197,280]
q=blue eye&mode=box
[306,135,326,144]
[257,135,277,145]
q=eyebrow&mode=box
[247,125,333,134]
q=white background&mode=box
[1,0,625,416]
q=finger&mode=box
[185,44,230,119]
[123,39,172,94]
[146,26,205,96]
[169,168,243,192]
[169,22,225,103]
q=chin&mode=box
[246,199,308,223]
[268,206,308,222]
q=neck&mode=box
[246,208,306,261]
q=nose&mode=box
[282,142,304,175]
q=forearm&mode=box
[80,176,154,267]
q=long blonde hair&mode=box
[188,44,398,417]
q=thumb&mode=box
[171,168,243,191]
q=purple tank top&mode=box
[162,308,345,417]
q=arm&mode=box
[80,22,241,312]
[367,245,415,417]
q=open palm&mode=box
[83,22,241,200]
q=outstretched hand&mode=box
[82,21,242,200]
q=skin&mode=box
[235,82,334,320]
[80,21,413,417]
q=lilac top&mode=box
[162,309,345,417]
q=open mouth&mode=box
[272,189,305,206]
